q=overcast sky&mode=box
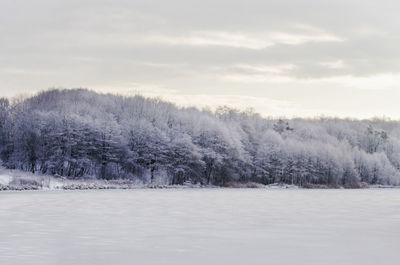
[1,0,400,118]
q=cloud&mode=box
[319,73,400,90]
[143,28,343,50]
[220,71,400,90]
[232,64,296,74]
[319,60,346,69]
[2,0,400,118]
[143,31,274,50]
[267,31,342,45]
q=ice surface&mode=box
[0,189,399,265]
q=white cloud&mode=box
[268,31,342,45]
[221,73,294,83]
[319,60,346,69]
[319,73,400,90]
[233,64,296,74]
[143,31,274,50]
[220,69,400,90]
[143,28,343,50]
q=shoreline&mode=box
[1,182,399,192]
[2,167,399,192]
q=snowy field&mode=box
[0,189,399,265]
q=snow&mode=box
[0,174,12,185]
[3,89,400,187]
[0,166,302,190]
[0,189,399,265]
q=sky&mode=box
[1,0,400,119]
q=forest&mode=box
[1,88,400,187]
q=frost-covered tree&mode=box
[1,88,400,186]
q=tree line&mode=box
[1,89,399,187]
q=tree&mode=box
[2,88,400,187]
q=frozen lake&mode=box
[0,189,399,265]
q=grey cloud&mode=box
[1,0,400,117]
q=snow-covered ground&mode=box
[0,166,301,190]
[0,189,399,265]
[0,174,12,186]
[0,167,148,190]
[0,167,65,190]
